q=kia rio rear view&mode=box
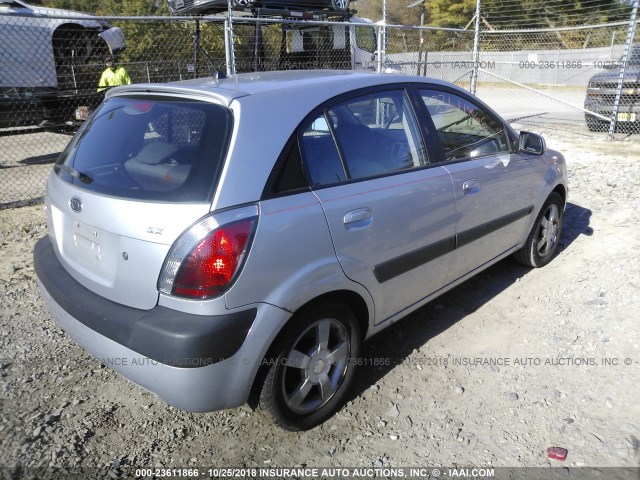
[34,71,567,430]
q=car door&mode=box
[416,88,537,283]
[299,87,457,324]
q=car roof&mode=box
[107,70,456,106]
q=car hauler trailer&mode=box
[166,1,377,74]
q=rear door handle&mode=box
[343,208,373,230]
[462,179,480,195]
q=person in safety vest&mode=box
[97,56,131,92]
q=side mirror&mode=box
[518,131,546,155]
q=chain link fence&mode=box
[1,3,639,207]
[0,12,229,207]
[476,23,640,137]
[382,21,640,136]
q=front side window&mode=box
[300,89,428,187]
[420,90,509,161]
[54,96,232,202]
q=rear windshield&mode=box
[54,96,232,202]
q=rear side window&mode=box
[420,90,508,161]
[299,113,346,187]
[54,97,232,202]
[300,89,428,186]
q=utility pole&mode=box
[608,0,638,139]
[408,0,427,76]
[470,0,481,95]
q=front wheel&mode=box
[257,302,361,431]
[513,192,564,268]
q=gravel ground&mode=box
[0,130,639,478]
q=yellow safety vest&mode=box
[98,66,132,92]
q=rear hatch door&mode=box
[46,94,233,309]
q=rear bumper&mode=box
[34,236,256,368]
[34,235,290,412]
[584,97,640,121]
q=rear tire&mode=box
[514,192,564,268]
[257,301,361,431]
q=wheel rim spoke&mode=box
[538,237,550,256]
[287,349,311,370]
[316,320,331,351]
[286,379,313,410]
[549,205,559,223]
[327,340,349,365]
[318,372,337,402]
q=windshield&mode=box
[54,96,232,202]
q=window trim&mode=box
[323,109,350,180]
[260,132,311,201]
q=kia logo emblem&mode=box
[69,196,82,213]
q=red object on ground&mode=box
[547,447,568,460]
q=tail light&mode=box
[158,214,257,299]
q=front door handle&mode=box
[462,179,480,195]
[343,208,373,230]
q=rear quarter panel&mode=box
[225,193,375,321]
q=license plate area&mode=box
[617,112,637,122]
[72,220,102,266]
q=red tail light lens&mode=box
[158,214,257,300]
[173,220,253,298]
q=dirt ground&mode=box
[0,130,639,478]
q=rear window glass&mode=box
[54,96,232,202]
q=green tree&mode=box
[357,0,632,29]
[43,0,226,81]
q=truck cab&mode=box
[280,16,377,71]
[165,0,378,74]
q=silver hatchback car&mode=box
[34,70,567,430]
